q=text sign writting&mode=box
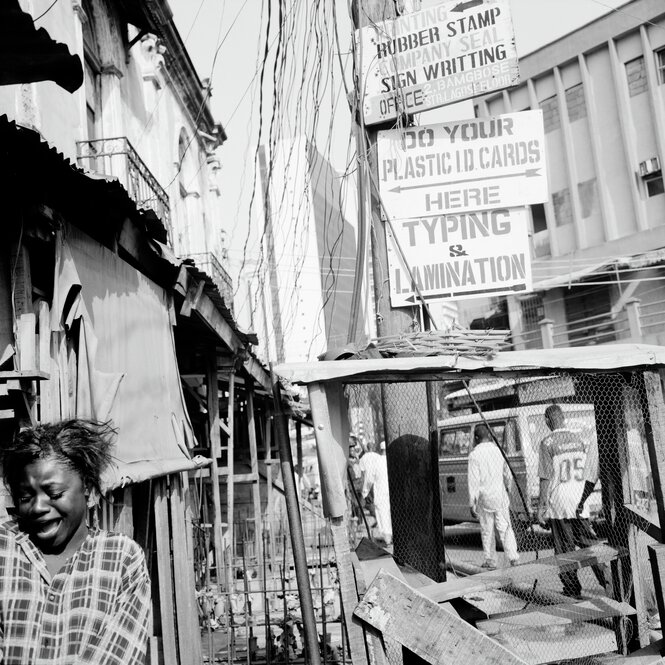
[386,207,532,306]
[378,111,548,219]
[357,0,519,125]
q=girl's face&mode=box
[14,455,88,554]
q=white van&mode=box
[437,404,602,534]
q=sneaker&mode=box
[481,560,497,569]
[509,559,519,567]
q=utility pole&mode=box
[352,0,446,582]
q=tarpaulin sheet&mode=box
[52,224,208,490]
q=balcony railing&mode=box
[76,137,171,232]
[187,252,234,312]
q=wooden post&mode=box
[246,380,264,586]
[309,380,368,665]
[169,474,204,665]
[226,371,236,594]
[352,0,445,582]
[272,372,322,665]
[206,354,225,588]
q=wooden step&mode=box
[477,597,636,630]
[421,543,622,604]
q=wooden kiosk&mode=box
[276,344,665,665]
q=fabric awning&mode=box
[52,224,208,491]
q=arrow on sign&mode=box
[388,168,541,194]
[451,0,484,12]
[403,284,527,303]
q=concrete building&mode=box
[245,138,361,363]
[459,0,665,350]
[1,0,231,302]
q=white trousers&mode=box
[478,504,519,563]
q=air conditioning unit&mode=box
[639,157,661,177]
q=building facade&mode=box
[1,0,231,300]
[460,0,665,349]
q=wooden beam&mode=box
[623,503,662,544]
[421,544,623,604]
[225,371,235,599]
[354,570,528,665]
[192,294,272,393]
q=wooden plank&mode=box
[153,479,178,665]
[331,519,369,665]
[354,570,528,665]
[478,620,617,665]
[351,552,391,665]
[169,474,203,665]
[623,503,662,542]
[477,597,636,630]
[462,589,536,618]
[17,313,36,372]
[421,544,622,604]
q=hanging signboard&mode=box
[378,111,548,219]
[386,206,532,305]
[356,0,519,125]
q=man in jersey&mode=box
[469,424,520,569]
[537,404,607,598]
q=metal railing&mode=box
[76,137,171,232]
[186,252,234,311]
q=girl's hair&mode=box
[1,419,116,494]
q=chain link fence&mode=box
[345,370,662,664]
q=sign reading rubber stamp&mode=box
[356,0,519,124]
[378,111,548,219]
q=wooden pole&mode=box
[246,380,264,586]
[271,370,322,665]
[206,354,225,589]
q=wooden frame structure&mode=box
[276,345,665,663]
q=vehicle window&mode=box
[439,427,471,456]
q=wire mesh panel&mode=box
[344,369,663,664]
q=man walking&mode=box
[537,404,607,598]
[468,424,520,569]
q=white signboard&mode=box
[378,111,548,219]
[386,207,532,305]
[357,0,519,125]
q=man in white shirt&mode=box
[537,404,607,598]
[468,424,519,569]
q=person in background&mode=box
[538,404,607,598]
[0,419,151,664]
[360,440,392,545]
[468,424,520,569]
